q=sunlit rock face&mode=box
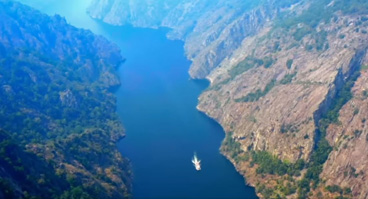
[88,0,368,198]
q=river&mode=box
[17,0,258,198]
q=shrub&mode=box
[280,72,297,84]
[236,79,276,102]
[229,56,264,78]
[286,59,293,69]
[325,185,343,194]
[263,57,274,68]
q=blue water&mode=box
[17,0,258,198]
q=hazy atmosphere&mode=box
[1,0,368,199]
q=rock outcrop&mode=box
[199,6,368,197]
[87,0,368,198]
[321,52,368,199]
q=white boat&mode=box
[192,153,201,171]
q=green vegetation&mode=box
[325,185,352,198]
[292,26,312,41]
[228,56,275,79]
[286,59,294,69]
[222,132,243,160]
[0,2,131,198]
[235,79,276,102]
[218,1,367,198]
[256,184,275,198]
[223,136,308,198]
[361,65,368,71]
[275,0,334,38]
[263,56,275,68]
[280,182,298,196]
[242,45,361,199]
[213,56,275,91]
[280,72,297,85]
[277,0,368,31]
[345,166,361,178]
[0,130,75,199]
[213,55,276,92]
[319,71,360,126]
[326,185,343,194]
[297,69,361,198]
[0,48,131,197]
[314,30,329,51]
[334,0,368,15]
[281,123,299,133]
[297,139,332,198]
[291,28,329,51]
[229,56,264,78]
[251,151,305,176]
[274,0,368,51]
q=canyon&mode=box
[88,0,368,198]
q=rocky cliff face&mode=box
[198,2,368,197]
[321,52,368,198]
[88,0,368,198]
[88,0,280,79]
[0,1,131,198]
[198,2,368,198]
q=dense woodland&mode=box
[0,1,131,198]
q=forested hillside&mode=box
[0,1,131,198]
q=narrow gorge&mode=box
[88,0,368,198]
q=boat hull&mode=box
[192,154,201,171]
